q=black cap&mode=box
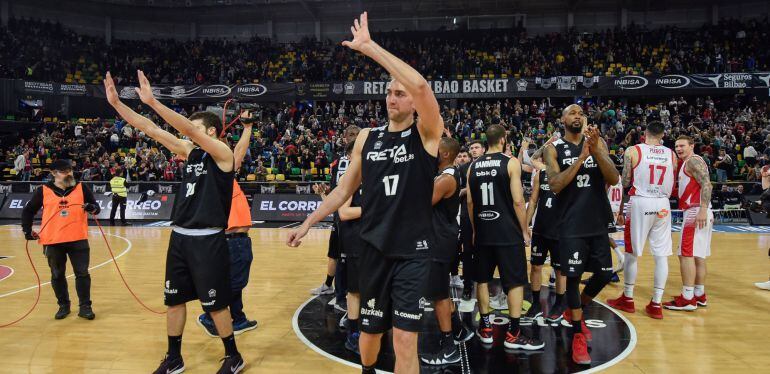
[50,159,73,172]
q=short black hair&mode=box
[188,111,223,137]
[468,140,484,149]
[439,137,460,161]
[646,121,665,137]
[485,124,506,147]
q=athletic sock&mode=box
[480,313,491,328]
[324,275,334,287]
[348,318,359,333]
[682,286,695,300]
[652,288,664,304]
[221,334,239,356]
[509,317,520,335]
[168,335,182,359]
[694,284,705,297]
[623,283,635,298]
[555,292,565,307]
[572,319,582,335]
[451,312,463,335]
[532,290,541,304]
[362,364,377,374]
[441,331,452,347]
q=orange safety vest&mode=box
[227,180,252,231]
[39,183,89,245]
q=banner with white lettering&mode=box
[0,193,175,220]
[251,193,332,222]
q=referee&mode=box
[21,159,100,320]
[109,168,128,225]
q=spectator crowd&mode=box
[0,16,768,85]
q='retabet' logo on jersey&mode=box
[366,144,415,164]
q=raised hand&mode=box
[103,72,121,107]
[341,11,373,53]
[135,70,157,106]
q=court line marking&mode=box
[0,230,133,299]
[292,295,637,374]
[292,295,395,374]
[0,265,15,283]
[581,299,638,373]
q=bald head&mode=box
[561,104,584,134]
[438,137,460,165]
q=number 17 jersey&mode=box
[360,124,437,258]
[553,138,611,238]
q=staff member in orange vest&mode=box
[197,113,257,337]
[21,159,101,320]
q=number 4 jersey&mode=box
[553,137,611,238]
[468,152,523,246]
[360,124,437,258]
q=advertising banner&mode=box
[0,193,175,220]
[250,193,332,222]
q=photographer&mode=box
[21,159,101,320]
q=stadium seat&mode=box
[246,174,256,181]
[276,174,286,181]
[310,167,318,175]
[324,168,330,175]
[291,167,301,176]
[266,174,275,181]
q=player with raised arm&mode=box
[286,12,444,374]
[105,71,244,373]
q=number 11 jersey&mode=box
[468,152,522,246]
[360,124,437,258]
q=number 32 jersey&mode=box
[553,138,611,238]
[360,124,437,258]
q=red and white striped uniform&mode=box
[678,155,713,258]
[624,143,674,257]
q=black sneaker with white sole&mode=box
[152,354,185,374]
[504,331,545,350]
[546,302,566,323]
[216,354,245,374]
[525,303,543,319]
[420,343,461,365]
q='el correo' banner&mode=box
[250,193,333,222]
[0,193,175,220]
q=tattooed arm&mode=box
[621,146,638,189]
[686,156,712,229]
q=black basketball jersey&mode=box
[432,166,460,262]
[360,124,437,258]
[338,187,363,257]
[552,137,611,238]
[172,148,234,229]
[468,152,523,246]
[532,169,559,239]
[330,155,350,224]
[457,161,472,219]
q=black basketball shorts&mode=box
[326,224,340,259]
[476,243,527,291]
[358,244,429,334]
[424,260,452,301]
[530,234,560,269]
[559,234,614,278]
[164,229,231,312]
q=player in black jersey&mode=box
[543,104,620,365]
[311,125,361,312]
[334,141,362,355]
[287,12,444,374]
[467,125,544,351]
[525,154,568,321]
[105,72,244,373]
[457,140,485,300]
[421,138,473,366]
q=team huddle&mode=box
[32,10,711,374]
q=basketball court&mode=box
[1,222,769,373]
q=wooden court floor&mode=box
[1,224,769,373]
